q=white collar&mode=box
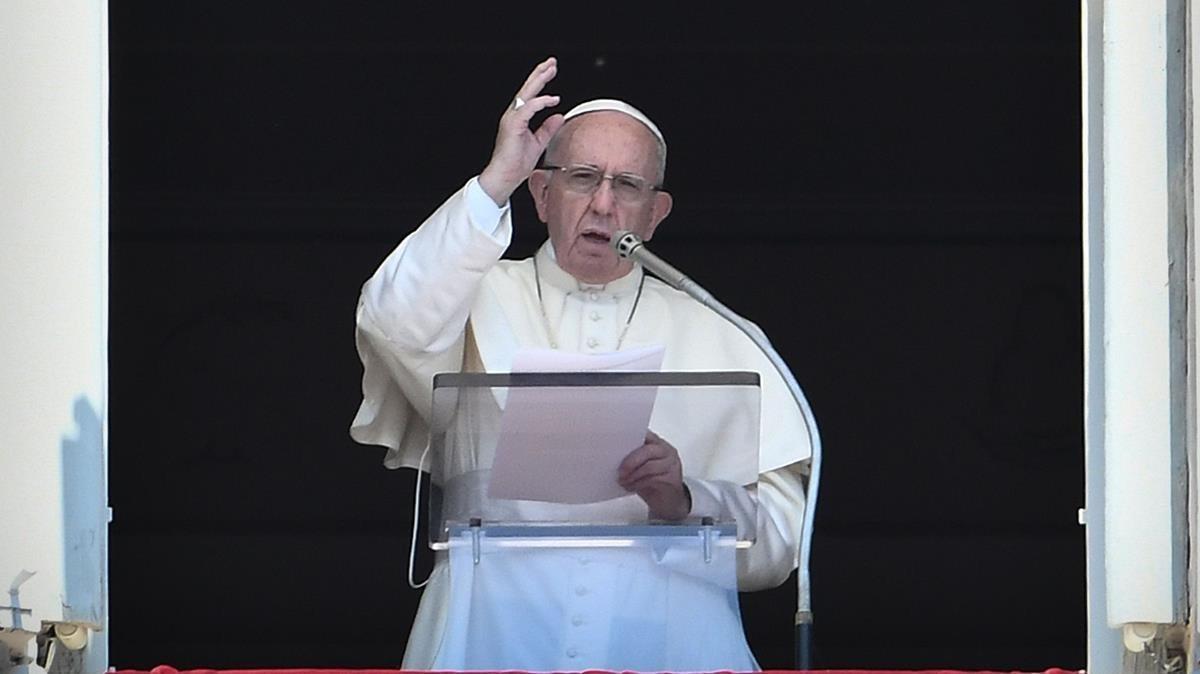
[535,241,643,296]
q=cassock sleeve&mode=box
[685,462,808,591]
[665,300,813,590]
[350,178,512,469]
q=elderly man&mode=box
[350,57,812,670]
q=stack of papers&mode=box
[486,345,665,504]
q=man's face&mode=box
[528,112,673,284]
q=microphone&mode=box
[611,230,715,307]
[611,228,823,670]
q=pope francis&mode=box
[349,57,814,670]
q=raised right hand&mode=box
[477,57,565,206]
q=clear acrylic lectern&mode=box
[423,371,763,671]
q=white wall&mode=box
[1100,0,1180,629]
[1191,0,1200,669]
[1085,1,1192,671]
[1082,0,1125,669]
[0,1,109,672]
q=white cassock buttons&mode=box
[575,585,589,596]
[566,647,579,659]
[589,291,600,301]
[590,311,601,321]
[587,337,600,349]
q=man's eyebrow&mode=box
[570,162,647,176]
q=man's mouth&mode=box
[581,230,611,245]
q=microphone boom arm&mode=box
[612,230,822,669]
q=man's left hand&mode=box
[618,430,691,521]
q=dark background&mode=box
[108,2,1083,670]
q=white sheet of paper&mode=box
[486,344,666,504]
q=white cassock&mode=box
[350,177,813,671]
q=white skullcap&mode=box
[562,98,666,151]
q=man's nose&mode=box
[588,177,617,214]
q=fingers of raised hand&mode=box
[499,58,562,153]
[516,57,558,103]
[505,57,558,120]
[532,113,566,147]
[507,94,560,124]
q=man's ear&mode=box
[643,190,674,241]
[527,170,551,223]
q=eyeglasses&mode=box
[540,164,661,203]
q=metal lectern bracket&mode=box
[469,518,482,564]
[701,516,715,564]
